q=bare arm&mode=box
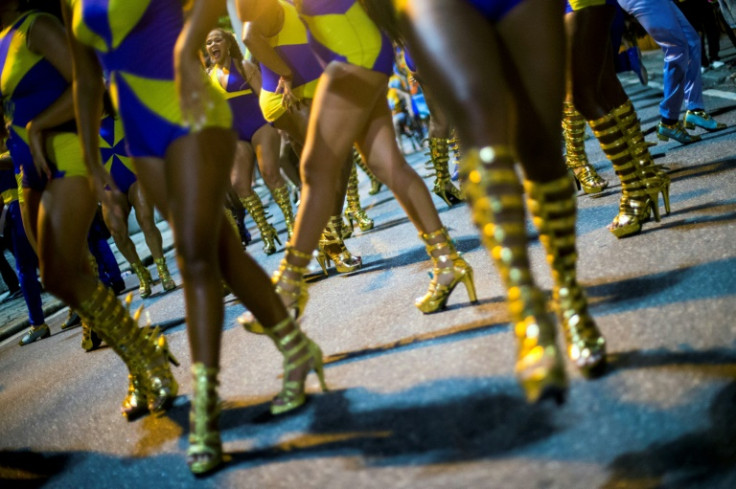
[243,59,263,95]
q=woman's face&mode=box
[206,30,229,65]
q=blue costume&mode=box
[209,60,266,142]
[69,0,232,158]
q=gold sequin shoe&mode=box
[77,284,179,418]
[588,112,659,238]
[131,262,152,298]
[415,227,477,313]
[187,363,222,475]
[462,146,567,404]
[155,257,177,292]
[562,102,608,194]
[241,194,281,255]
[343,161,374,235]
[272,184,295,241]
[266,316,328,415]
[428,137,464,206]
[524,176,606,377]
[317,216,362,274]
[238,246,312,334]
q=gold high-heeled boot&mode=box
[524,176,607,376]
[77,283,179,418]
[263,316,328,415]
[155,257,176,292]
[272,184,296,241]
[612,100,671,216]
[344,162,374,235]
[187,363,222,475]
[131,262,152,298]
[241,194,280,255]
[428,137,464,207]
[238,246,312,334]
[415,227,477,313]
[562,102,608,194]
[462,146,567,404]
[588,112,659,238]
[354,148,382,195]
[317,216,362,274]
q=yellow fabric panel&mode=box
[567,0,608,10]
[0,15,41,98]
[44,132,88,178]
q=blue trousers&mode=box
[618,0,704,120]
[5,201,44,326]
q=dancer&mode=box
[0,1,177,420]
[394,0,606,402]
[64,0,327,474]
[242,1,365,270]
[206,27,294,251]
[236,0,477,330]
[564,0,670,237]
[99,114,177,296]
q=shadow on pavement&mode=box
[0,449,71,489]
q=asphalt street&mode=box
[1,44,736,489]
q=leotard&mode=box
[209,60,266,142]
[68,0,232,159]
[294,0,393,75]
[0,11,87,190]
[100,116,137,194]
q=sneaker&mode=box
[657,121,701,144]
[19,323,50,346]
[684,109,727,131]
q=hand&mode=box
[175,51,211,131]
[25,120,52,180]
[276,76,300,112]
[88,163,126,228]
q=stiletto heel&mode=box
[314,250,328,276]
[462,146,568,403]
[77,284,179,419]
[524,176,606,377]
[187,363,222,475]
[428,137,464,207]
[241,194,280,255]
[318,216,361,273]
[562,102,608,195]
[266,317,329,416]
[415,227,477,313]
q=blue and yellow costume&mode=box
[258,0,322,122]
[565,0,616,13]
[295,0,393,75]
[68,0,232,158]
[99,115,137,194]
[0,11,86,191]
[209,60,266,142]
[0,162,44,327]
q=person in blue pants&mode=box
[617,0,727,144]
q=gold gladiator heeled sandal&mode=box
[317,216,362,274]
[588,113,658,238]
[428,137,464,207]
[354,148,382,195]
[155,257,177,292]
[77,283,179,418]
[131,262,152,298]
[272,184,296,241]
[344,161,374,234]
[415,227,478,313]
[81,320,102,352]
[562,102,608,194]
[241,194,281,255]
[187,363,222,475]
[238,246,312,334]
[264,316,328,415]
[524,176,607,377]
[612,100,671,217]
[462,146,567,404]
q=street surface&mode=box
[1,45,736,489]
